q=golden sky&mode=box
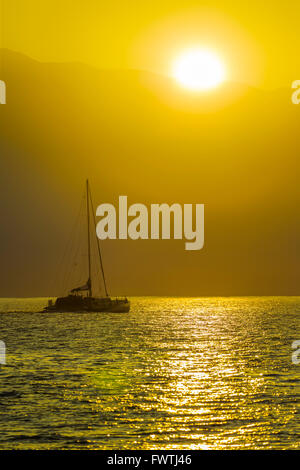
[1,0,299,89]
[1,2,300,296]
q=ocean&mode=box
[0,296,299,449]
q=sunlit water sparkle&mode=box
[0,297,299,449]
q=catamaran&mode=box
[43,180,130,313]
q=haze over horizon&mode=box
[0,48,299,297]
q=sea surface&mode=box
[0,297,299,450]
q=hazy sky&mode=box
[1,1,300,88]
[1,48,299,296]
[0,4,299,296]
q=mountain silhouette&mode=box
[0,48,299,296]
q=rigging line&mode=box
[86,180,92,297]
[95,245,104,296]
[50,188,85,296]
[63,216,86,295]
[60,192,85,295]
[92,242,104,297]
[88,184,109,297]
[59,187,86,296]
[62,189,88,295]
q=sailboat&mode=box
[42,180,130,313]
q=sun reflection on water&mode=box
[0,297,299,449]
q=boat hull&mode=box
[42,295,130,313]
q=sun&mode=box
[173,49,226,91]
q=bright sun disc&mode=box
[173,49,226,91]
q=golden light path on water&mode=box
[0,297,299,449]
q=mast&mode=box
[86,179,92,297]
[89,185,109,297]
